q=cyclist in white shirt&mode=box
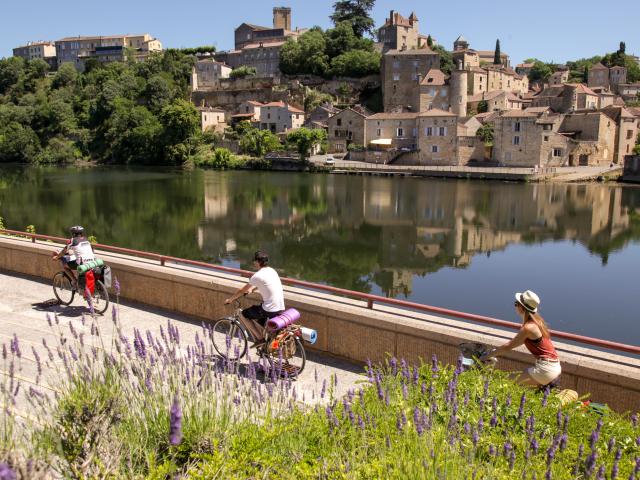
[52,226,96,281]
[224,251,285,346]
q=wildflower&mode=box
[517,393,526,419]
[169,394,182,445]
[608,437,616,453]
[390,357,397,376]
[1,344,6,360]
[490,414,497,428]
[412,367,419,385]
[572,444,584,477]
[505,393,512,408]
[402,382,408,399]
[320,379,326,399]
[431,354,438,375]
[10,334,21,358]
[489,445,496,456]
[46,313,53,327]
[531,438,539,454]
[114,277,121,296]
[632,414,638,428]
[590,429,600,450]
[611,460,619,480]
[0,463,16,480]
[31,347,42,377]
[559,433,568,451]
[472,430,479,446]
[585,451,598,477]
[596,465,605,480]
[542,386,550,406]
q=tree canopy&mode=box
[0,51,201,165]
[330,0,376,38]
[280,23,379,78]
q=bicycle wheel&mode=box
[266,335,306,378]
[211,318,248,361]
[53,271,75,305]
[90,280,109,315]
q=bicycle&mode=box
[52,268,110,315]
[211,299,306,377]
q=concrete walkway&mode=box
[0,270,364,416]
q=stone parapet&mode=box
[0,235,638,412]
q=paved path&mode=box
[0,270,364,416]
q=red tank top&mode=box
[524,327,558,361]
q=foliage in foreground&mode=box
[0,301,638,479]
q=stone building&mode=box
[416,109,459,165]
[232,100,264,124]
[327,107,368,153]
[377,10,427,52]
[304,104,339,129]
[559,112,617,166]
[55,34,161,70]
[13,41,56,61]
[588,63,627,93]
[191,59,232,91]
[217,6,303,78]
[549,70,569,86]
[199,107,227,133]
[601,106,640,163]
[365,112,419,150]
[618,83,640,103]
[258,101,305,133]
[531,84,598,112]
[468,90,524,113]
[381,47,440,112]
[414,68,450,112]
[452,36,510,68]
[493,109,569,167]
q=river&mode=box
[1,166,639,346]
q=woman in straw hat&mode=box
[483,290,561,386]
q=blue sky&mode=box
[1,0,638,64]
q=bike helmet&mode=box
[70,225,84,236]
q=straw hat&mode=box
[515,290,540,313]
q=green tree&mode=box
[324,21,374,58]
[159,99,200,164]
[0,57,25,95]
[304,88,334,112]
[286,127,327,160]
[145,74,175,113]
[329,50,381,78]
[37,137,81,164]
[0,122,41,163]
[330,0,376,38]
[239,127,282,157]
[634,132,640,155]
[229,66,257,79]
[528,60,553,84]
[427,35,433,48]
[279,29,329,77]
[431,45,454,75]
[52,63,78,89]
[477,100,488,114]
[493,39,501,65]
[476,123,494,146]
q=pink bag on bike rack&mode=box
[266,308,301,331]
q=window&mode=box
[376,128,381,136]
[543,124,552,131]
[397,128,404,137]
[267,113,271,119]
[439,127,447,136]
[337,119,342,126]
[393,74,400,81]
[393,61,400,69]
[627,130,634,140]
[513,136,520,145]
[425,127,433,136]
[412,128,417,138]
[514,122,521,132]
[431,145,439,153]
[544,136,549,142]
[504,152,512,161]
[553,148,562,157]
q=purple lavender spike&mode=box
[169,394,182,445]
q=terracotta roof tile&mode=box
[367,112,420,120]
[418,108,456,117]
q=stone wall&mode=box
[1,235,638,412]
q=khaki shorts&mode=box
[527,358,561,385]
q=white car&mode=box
[325,157,335,165]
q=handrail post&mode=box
[31,236,36,243]
[160,256,165,266]
[367,299,374,309]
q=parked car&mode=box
[325,157,335,165]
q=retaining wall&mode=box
[1,236,638,412]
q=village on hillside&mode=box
[10,5,640,170]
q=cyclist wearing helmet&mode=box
[52,226,95,281]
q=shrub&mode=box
[229,66,257,79]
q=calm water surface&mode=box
[1,166,639,346]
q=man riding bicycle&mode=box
[224,251,285,347]
[52,226,96,282]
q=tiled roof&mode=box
[367,112,420,120]
[477,50,508,57]
[500,109,541,118]
[571,84,598,96]
[419,108,456,117]
[517,63,535,68]
[524,107,551,114]
[590,62,608,70]
[473,111,500,124]
[246,101,264,106]
[469,90,504,102]
[628,107,640,118]
[385,46,436,56]
[199,107,226,113]
[242,41,286,50]
[420,68,447,86]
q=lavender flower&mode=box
[517,393,526,419]
[585,451,598,477]
[10,334,20,358]
[169,394,182,445]
[596,465,605,480]
[632,413,638,428]
[431,354,438,375]
[114,277,120,296]
[0,463,16,480]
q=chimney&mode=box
[389,10,394,23]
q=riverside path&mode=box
[0,270,363,418]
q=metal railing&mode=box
[1,228,638,356]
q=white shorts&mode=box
[527,358,561,385]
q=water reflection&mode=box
[197,172,639,297]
